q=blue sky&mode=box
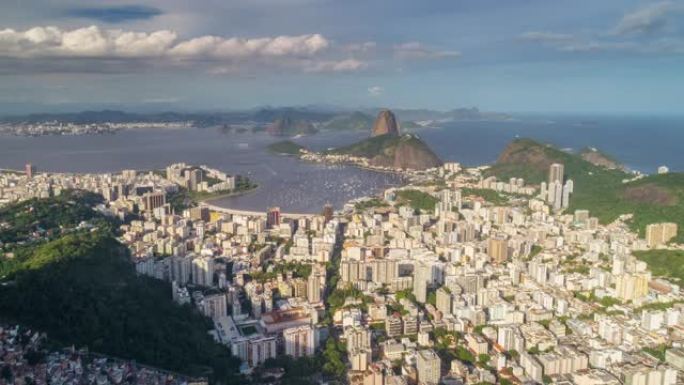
[0,0,682,114]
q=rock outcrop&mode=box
[371,109,400,137]
[330,133,442,170]
[368,134,442,170]
[267,117,317,137]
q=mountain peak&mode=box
[371,109,400,137]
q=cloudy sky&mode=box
[1,0,683,114]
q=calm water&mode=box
[0,128,402,213]
[418,115,684,173]
[0,115,682,212]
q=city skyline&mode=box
[1,0,683,114]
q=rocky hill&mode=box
[323,111,374,131]
[328,109,442,170]
[372,109,400,137]
[580,147,624,170]
[267,116,317,137]
[330,133,442,170]
[486,138,684,242]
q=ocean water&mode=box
[0,114,682,212]
[417,115,684,173]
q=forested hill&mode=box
[486,138,684,242]
[0,192,241,383]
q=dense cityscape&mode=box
[2,1,684,385]
[2,124,684,384]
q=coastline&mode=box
[198,184,260,205]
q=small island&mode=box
[267,140,306,155]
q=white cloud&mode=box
[0,25,329,59]
[303,58,366,73]
[0,25,367,74]
[367,86,383,96]
[343,41,377,53]
[519,31,574,43]
[521,2,684,57]
[393,42,460,60]
[613,1,681,35]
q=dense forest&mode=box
[0,192,241,383]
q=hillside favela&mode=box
[1,2,684,385]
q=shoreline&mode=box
[198,184,260,205]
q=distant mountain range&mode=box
[0,106,511,136]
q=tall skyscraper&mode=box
[553,181,563,210]
[307,273,321,304]
[25,163,35,179]
[413,262,429,303]
[548,163,564,184]
[267,207,281,229]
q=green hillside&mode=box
[634,249,684,283]
[327,133,442,170]
[0,190,107,244]
[268,140,306,155]
[323,111,374,131]
[486,139,684,242]
[0,193,240,382]
[328,133,401,157]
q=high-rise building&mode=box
[645,223,678,248]
[372,259,398,284]
[143,191,166,212]
[284,325,317,358]
[385,313,403,337]
[549,163,565,184]
[350,348,371,371]
[202,293,227,320]
[251,295,264,318]
[322,203,334,223]
[170,256,192,285]
[435,287,452,314]
[267,207,281,229]
[231,336,277,368]
[191,257,214,287]
[416,349,441,385]
[561,181,572,208]
[413,262,429,303]
[622,366,677,385]
[553,181,563,210]
[488,235,509,264]
[345,326,371,352]
[616,272,650,302]
[189,207,210,222]
[25,163,35,179]
[545,163,573,210]
[188,168,203,191]
[547,180,557,205]
[307,273,321,304]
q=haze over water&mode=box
[1,115,682,213]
